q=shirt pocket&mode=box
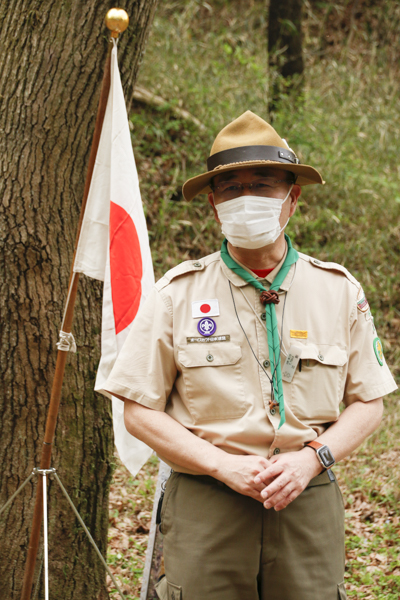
[177,342,248,423]
[289,344,347,424]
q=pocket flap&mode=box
[178,342,242,367]
[155,576,168,600]
[155,577,183,600]
[167,582,182,599]
[300,344,347,367]
[337,581,347,599]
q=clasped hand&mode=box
[254,449,322,511]
[219,448,321,509]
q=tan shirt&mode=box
[104,248,397,471]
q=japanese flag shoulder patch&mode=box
[192,299,219,318]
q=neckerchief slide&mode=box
[220,234,299,428]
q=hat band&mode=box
[207,145,299,171]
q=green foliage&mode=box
[132,0,400,377]
[336,397,400,597]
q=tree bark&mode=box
[0,1,158,599]
[268,0,304,112]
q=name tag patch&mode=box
[290,330,308,339]
[282,344,303,382]
[192,299,220,318]
[187,335,230,343]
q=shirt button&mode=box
[193,262,202,268]
[263,359,270,368]
[318,354,324,361]
[206,354,214,362]
[270,407,276,416]
[273,448,280,455]
[261,313,266,321]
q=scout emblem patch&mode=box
[192,299,219,318]
[373,337,384,366]
[197,317,217,337]
[357,287,369,313]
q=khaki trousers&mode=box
[155,470,347,600]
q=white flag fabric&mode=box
[74,39,154,475]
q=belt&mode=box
[173,468,335,489]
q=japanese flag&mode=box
[73,40,154,475]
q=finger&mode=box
[264,483,296,508]
[244,477,275,502]
[247,454,270,468]
[273,489,300,512]
[260,473,290,501]
[260,471,291,498]
[255,471,279,488]
[253,475,277,494]
[246,457,270,478]
[243,478,272,498]
[261,468,304,499]
[264,481,293,504]
[254,463,284,484]
[254,481,268,493]
[254,475,279,494]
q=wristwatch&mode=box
[304,440,335,469]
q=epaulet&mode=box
[298,252,359,287]
[155,251,220,292]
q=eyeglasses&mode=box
[210,177,294,201]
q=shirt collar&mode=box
[220,242,295,292]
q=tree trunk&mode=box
[268,0,304,112]
[0,1,158,598]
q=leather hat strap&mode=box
[207,145,299,171]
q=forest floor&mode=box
[107,395,400,600]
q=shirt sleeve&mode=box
[343,287,397,405]
[102,285,177,411]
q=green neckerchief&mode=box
[221,234,299,428]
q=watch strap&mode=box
[305,440,324,452]
[305,441,335,469]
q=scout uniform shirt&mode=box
[104,245,397,473]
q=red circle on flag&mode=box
[110,201,143,335]
[200,304,211,313]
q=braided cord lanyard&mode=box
[220,234,299,428]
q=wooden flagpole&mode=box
[19,10,129,600]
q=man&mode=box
[103,111,397,600]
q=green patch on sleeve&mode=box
[373,337,384,366]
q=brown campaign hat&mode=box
[182,111,324,201]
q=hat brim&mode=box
[182,160,324,202]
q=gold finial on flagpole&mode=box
[105,8,129,38]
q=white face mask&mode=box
[215,185,293,249]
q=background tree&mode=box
[268,0,304,113]
[0,1,157,598]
